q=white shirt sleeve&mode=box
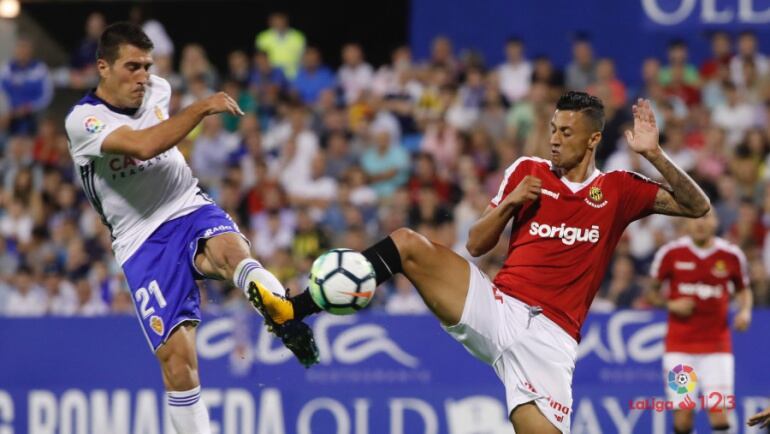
[65,105,123,166]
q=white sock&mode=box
[234,258,286,297]
[166,386,211,434]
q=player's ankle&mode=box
[291,291,322,320]
[234,258,286,297]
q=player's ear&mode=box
[96,58,110,80]
[588,131,602,151]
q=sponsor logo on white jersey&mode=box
[529,222,600,245]
[542,188,560,200]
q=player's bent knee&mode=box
[390,227,430,260]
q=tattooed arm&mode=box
[645,152,710,216]
[624,99,710,217]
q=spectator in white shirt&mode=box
[253,210,294,259]
[72,276,108,317]
[286,151,338,221]
[273,107,320,191]
[42,266,77,316]
[497,37,532,104]
[4,267,47,317]
[372,46,414,97]
[661,123,696,173]
[729,31,768,87]
[0,199,33,245]
[711,82,756,148]
[337,43,374,104]
[192,115,240,188]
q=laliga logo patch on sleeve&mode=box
[84,116,106,134]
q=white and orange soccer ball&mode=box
[308,249,376,315]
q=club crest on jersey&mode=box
[584,186,608,208]
[84,116,105,134]
[150,315,165,336]
[711,260,729,278]
[154,106,165,121]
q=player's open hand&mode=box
[748,405,770,428]
[666,298,695,318]
[506,175,542,206]
[203,92,245,117]
[734,309,751,331]
[624,98,660,159]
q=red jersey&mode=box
[651,237,750,353]
[490,157,660,341]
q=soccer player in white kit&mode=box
[65,23,318,434]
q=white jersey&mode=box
[65,75,210,264]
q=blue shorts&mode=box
[122,204,243,352]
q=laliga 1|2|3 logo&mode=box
[628,364,736,412]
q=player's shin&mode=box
[361,236,403,285]
[166,386,212,434]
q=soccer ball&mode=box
[308,249,376,315]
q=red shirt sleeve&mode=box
[617,171,661,224]
[731,249,751,290]
[489,157,530,208]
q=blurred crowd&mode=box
[1,10,770,318]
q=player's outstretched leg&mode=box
[196,232,319,367]
[364,227,471,325]
[360,228,561,433]
[271,227,470,326]
[156,324,212,434]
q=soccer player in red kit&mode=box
[260,92,710,433]
[648,211,752,434]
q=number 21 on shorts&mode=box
[135,280,167,318]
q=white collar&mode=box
[685,237,719,259]
[559,168,602,194]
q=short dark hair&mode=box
[96,22,153,64]
[556,91,605,132]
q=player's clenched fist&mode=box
[505,175,542,206]
[202,92,245,116]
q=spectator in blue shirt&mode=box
[361,127,410,198]
[249,50,288,102]
[0,38,53,135]
[71,12,105,71]
[292,46,336,105]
